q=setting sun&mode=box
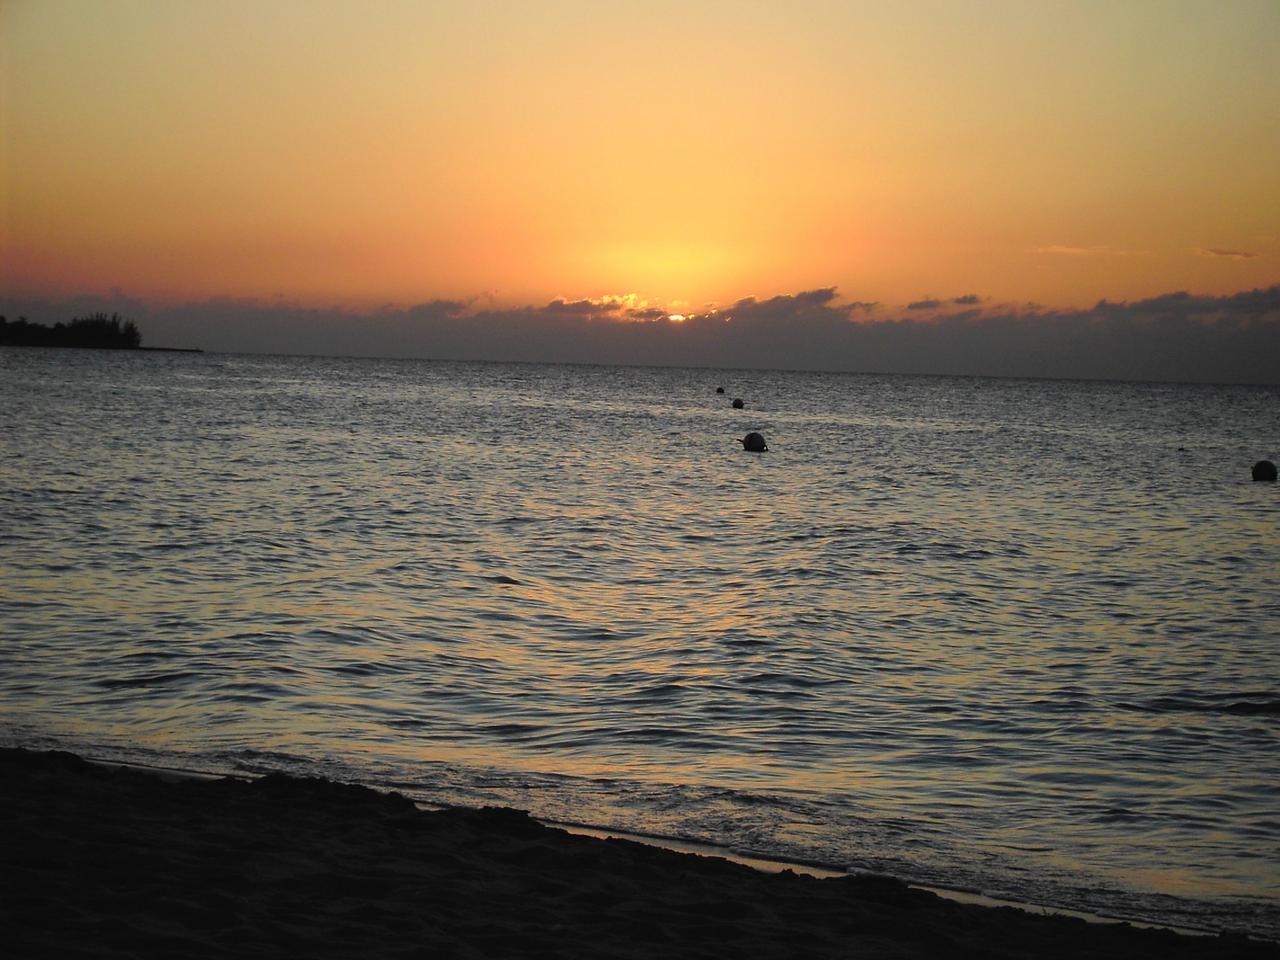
[4,1,1276,316]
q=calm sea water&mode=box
[2,346,1278,937]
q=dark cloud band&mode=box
[3,285,1277,385]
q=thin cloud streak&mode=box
[1196,248,1260,260]
[3,285,1278,385]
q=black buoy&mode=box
[741,432,767,452]
[1253,459,1278,481]
[715,386,725,394]
[731,397,744,409]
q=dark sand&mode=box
[2,749,1274,959]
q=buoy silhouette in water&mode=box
[716,386,725,394]
[731,397,744,408]
[1254,459,1278,481]
[741,432,768,452]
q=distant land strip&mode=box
[0,312,200,352]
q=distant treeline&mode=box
[0,312,142,349]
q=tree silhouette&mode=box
[0,312,142,348]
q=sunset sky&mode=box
[2,1,1278,376]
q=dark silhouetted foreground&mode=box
[0,312,141,349]
[2,750,1274,959]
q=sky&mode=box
[2,1,1278,379]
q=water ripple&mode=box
[2,348,1278,937]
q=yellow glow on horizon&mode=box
[2,1,1277,311]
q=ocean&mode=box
[2,346,1277,938]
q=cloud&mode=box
[1088,286,1280,319]
[1029,245,1148,256]
[626,307,669,321]
[1196,247,1260,260]
[906,298,941,310]
[952,294,981,305]
[3,285,1278,384]
[545,298,615,315]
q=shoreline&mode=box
[4,747,1272,959]
[81,754,1217,937]
[548,823,1214,938]
[88,754,1216,939]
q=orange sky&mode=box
[2,0,1277,312]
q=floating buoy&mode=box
[1253,459,1278,481]
[741,432,767,452]
[731,397,744,409]
[715,386,725,394]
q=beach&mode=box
[2,748,1274,959]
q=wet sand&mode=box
[2,748,1273,959]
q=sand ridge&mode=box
[2,748,1274,959]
